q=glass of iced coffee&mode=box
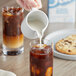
[2,7,24,55]
[30,40,53,76]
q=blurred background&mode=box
[0,0,76,36]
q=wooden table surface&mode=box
[0,0,76,76]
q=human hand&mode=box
[16,0,42,11]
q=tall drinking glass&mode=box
[2,7,24,55]
[30,40,53,76]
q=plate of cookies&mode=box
[44,29,76,60]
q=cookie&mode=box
[56,35,76,55]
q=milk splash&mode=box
[28,20,45,47]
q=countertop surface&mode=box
[0,0,76,76]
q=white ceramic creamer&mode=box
[21,8,48,39]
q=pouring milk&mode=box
[21,9,48,45]
[28,20,45,47]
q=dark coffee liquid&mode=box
[2,7,23,36]
[30,45,53,76]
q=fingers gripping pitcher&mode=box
[21,8,53,76]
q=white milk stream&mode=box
[28,20,45,47]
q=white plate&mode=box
[44,29,76,60]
